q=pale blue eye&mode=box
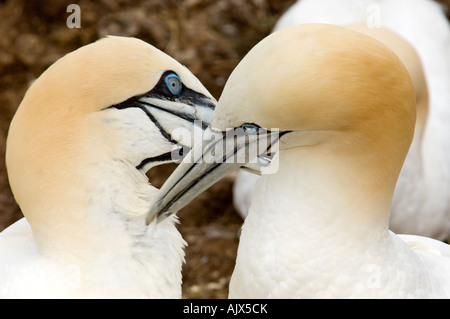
[165,73,182,95]
[241,123,260,134]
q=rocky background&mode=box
[1,0,449,298]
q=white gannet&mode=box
[148,24,450,298]
[0,36,216,298]
[233,0,450,241]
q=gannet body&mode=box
[233,0,450,241]
[149,24,450,298]
[0,36,215,298]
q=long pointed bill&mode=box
[146,126,283,224]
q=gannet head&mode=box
[148,24,416,221]
[6,36,215,234]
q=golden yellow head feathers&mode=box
[214,24,416,147]
[14,36,212,120]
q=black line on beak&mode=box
[136,151,175,171]
[154,129,292,217]
[155,153,228,218]
[139,101,197,126]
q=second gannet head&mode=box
[6,36,215,256]
[148,24,416,220]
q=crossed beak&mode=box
[146,126,284,224]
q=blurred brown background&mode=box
[0,0,449,298]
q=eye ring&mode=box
[241,123,260,134]
[164,73,183,95]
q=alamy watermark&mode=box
[66,4,81,29]
[366,4,382,29]
[65,3,382,30]
[170,121,281,174]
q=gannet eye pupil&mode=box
[241,123,260,134]
[164,73,182,95]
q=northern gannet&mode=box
[233,0,450,241]
[149,24,450,298]
[0,36,216,298]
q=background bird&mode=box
[0,36,215,298]
[233,0,450,241]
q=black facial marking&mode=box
[105,70,212,144]
[150,71,184,98]
[110,99,177,144]
[148,71,215,112]
[104,70,216,172]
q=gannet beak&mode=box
[137,91,215,133]
[113,88,215,144]
[146,126,283,224]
